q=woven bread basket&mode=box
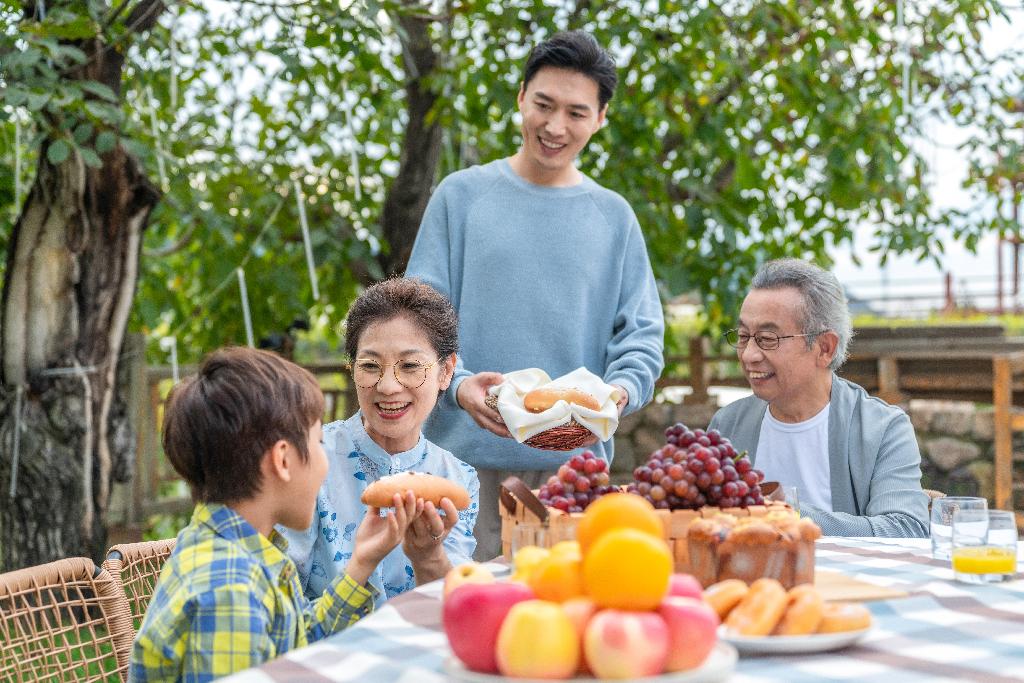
[484,394,594,451]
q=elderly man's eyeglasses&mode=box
[724,329,822,351]
[351,358,441,389]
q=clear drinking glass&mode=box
[510,523,547,560]
[930,496,987,560]
[950,509,1018,584]
[783,486,800,515]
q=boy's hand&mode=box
[403,497,459,561]
[346,491,421,585]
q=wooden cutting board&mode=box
[815,569,909,602]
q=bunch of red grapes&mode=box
[538,450,619,513]
[626,423,766,510]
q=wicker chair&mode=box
[924,488,947,512]
[102,538,176,631]
[0,556,135,682]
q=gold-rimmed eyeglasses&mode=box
[350,358,441,389]
[723,329,823,351]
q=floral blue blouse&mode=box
[279,412,479,607]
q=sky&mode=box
[832,6,1024,316]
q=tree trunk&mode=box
[0,6,162,568]
[378,7,445,278]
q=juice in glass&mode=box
[951,546,1016,575]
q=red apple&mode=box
[443,561,495,599]
[584,609,670,679]
[561,597,598,674]
[659,596,720,672]
[667,573,704,601]
[443,582,534,673]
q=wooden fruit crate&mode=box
[499,477,791,572]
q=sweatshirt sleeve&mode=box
[406,182,474,409]
[803,411,930,538]
[603,219,665,415]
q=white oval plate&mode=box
[442,641,737,683]
[719,625,872,656]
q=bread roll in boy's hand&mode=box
[361,472,471,510]
[523,387,601,413]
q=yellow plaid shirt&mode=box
[129,502,376,682]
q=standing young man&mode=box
[406,30,665,560]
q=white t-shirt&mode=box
[755,404,832,512]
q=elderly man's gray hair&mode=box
[750,258,853,371]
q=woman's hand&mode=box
[403,498,459,583]
[346,491,421,585]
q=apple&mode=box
[561,597,598,674]
[667,573,704,601]
[496,599,580,679]
[443,561,495,599]
[443,582,534,673]
[583,609,670,679]
[659,596,720,672]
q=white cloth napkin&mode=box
[488,367,622,443]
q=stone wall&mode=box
[909,399,1024,507]
[614,397,1021,509]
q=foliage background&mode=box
[3,0,1023,361]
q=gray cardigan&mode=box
[709,375,929,538]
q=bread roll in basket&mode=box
[485,392,595,451]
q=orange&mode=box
[528,553,585,602]
[575,493,664,554]
[582,528,672,610]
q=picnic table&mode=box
[222,537,1024,683]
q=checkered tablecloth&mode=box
[222,538,1024,683]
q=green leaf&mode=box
[95,131,117,153]
[73,121,94,144]
[79,147,102,168]
[80,80,118,103]
[47,139,70,165]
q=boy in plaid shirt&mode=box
[130,347,423,682]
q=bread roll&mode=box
[724,578,788,636]
[773,584,824,635]
[817,602,872,633]
[523,387,601,413]
[360,472,471,510]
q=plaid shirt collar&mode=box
[193,501,295,581]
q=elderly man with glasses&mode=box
[709,258,929,538]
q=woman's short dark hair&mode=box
[522,30,618,109]
[344,278,459,361]
[162,346,324,503]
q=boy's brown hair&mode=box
[162,346,325,503]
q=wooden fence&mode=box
[114,324,1024,536]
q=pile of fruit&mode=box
[537,450,618,513]
[627,423,767,510]
[443,494,721,680]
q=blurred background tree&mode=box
[1,0,1021,566]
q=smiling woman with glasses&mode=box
[278,278,480,609]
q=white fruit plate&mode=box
[718,625,872,656]
[442,641,737,683]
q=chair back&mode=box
[0,556,134,682]
[102,538,176,631]
[924,488,947,512]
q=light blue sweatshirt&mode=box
[406,158,665,471]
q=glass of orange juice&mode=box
[950,509,1018,584]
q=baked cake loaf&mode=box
[686,510,821,588]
